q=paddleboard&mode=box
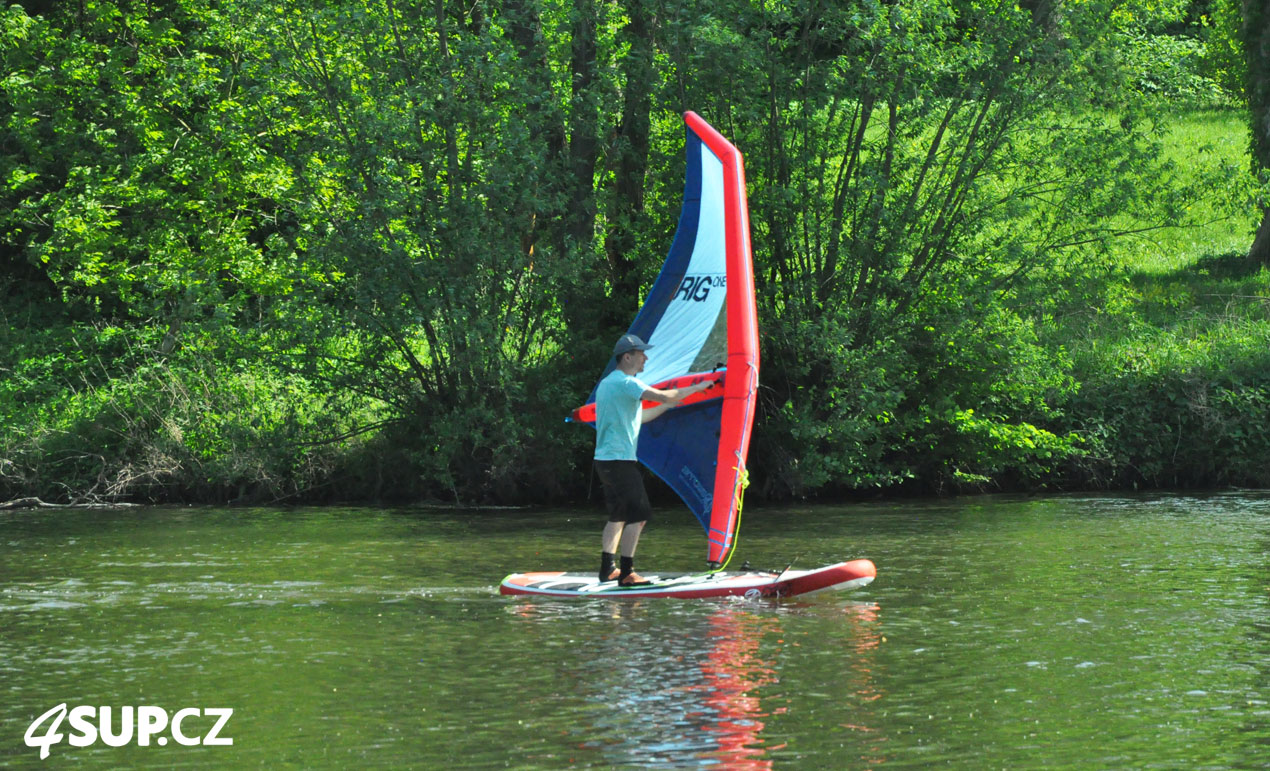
[500,559,876,599]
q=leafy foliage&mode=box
[0,0,1261,503]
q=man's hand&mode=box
[643,378,716,405]
[640,379,719,423]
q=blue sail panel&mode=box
[637,401,722,530]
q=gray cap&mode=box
[613,333,653,358]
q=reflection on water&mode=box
[1,495,1267,768]
[695,606,778,769]
[506,599,883,768]
[832,602,888,768]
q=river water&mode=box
[1,493,1267,768]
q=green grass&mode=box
[1056,107,1263,349]
[1040,108,1270,489]
[1120,107,1257,275]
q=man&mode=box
[594,333,714,585]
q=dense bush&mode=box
[0,321,364,502]
[1059,257,1270,489]
[1067,336,1270,489]
[0,0,1260,504]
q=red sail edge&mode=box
[683,111,759,566]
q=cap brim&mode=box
[615,344,653,356]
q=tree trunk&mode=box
[504,0,567,259]
[602,0,654,331]
[566,0,599,254]
[1243,0,1270,264]
[551,0,607,348]
[1251,207,1270,265]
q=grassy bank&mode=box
[1058,254,1270,489]
[1042,109,1270,489]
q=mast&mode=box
[683,112,759,567]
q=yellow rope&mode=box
[710,466,749,574]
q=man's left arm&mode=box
[640,381,715,423]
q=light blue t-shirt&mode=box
[593,370,650,461]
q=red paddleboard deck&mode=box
[500,559,876,600]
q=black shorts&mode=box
[594,461,652,524]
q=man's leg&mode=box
[597,461,652,585]
[603,521,624,553]
[599,521,623,581]
[617,520,648,584]
[618,520,644,559]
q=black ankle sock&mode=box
[619,556,634,580]
[599,552,616,582]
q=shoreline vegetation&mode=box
[2,1,1268,508]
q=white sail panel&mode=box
[642,144,728,384]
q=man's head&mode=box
[613,333,652,370]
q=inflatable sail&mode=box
[572,112,759,566]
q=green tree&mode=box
[0,0,1238,503]
[225,0,635,499]
[0,1,366,503]
[651,0,1201,493]
[0,1,291,332]
[1199,0,1246,98]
